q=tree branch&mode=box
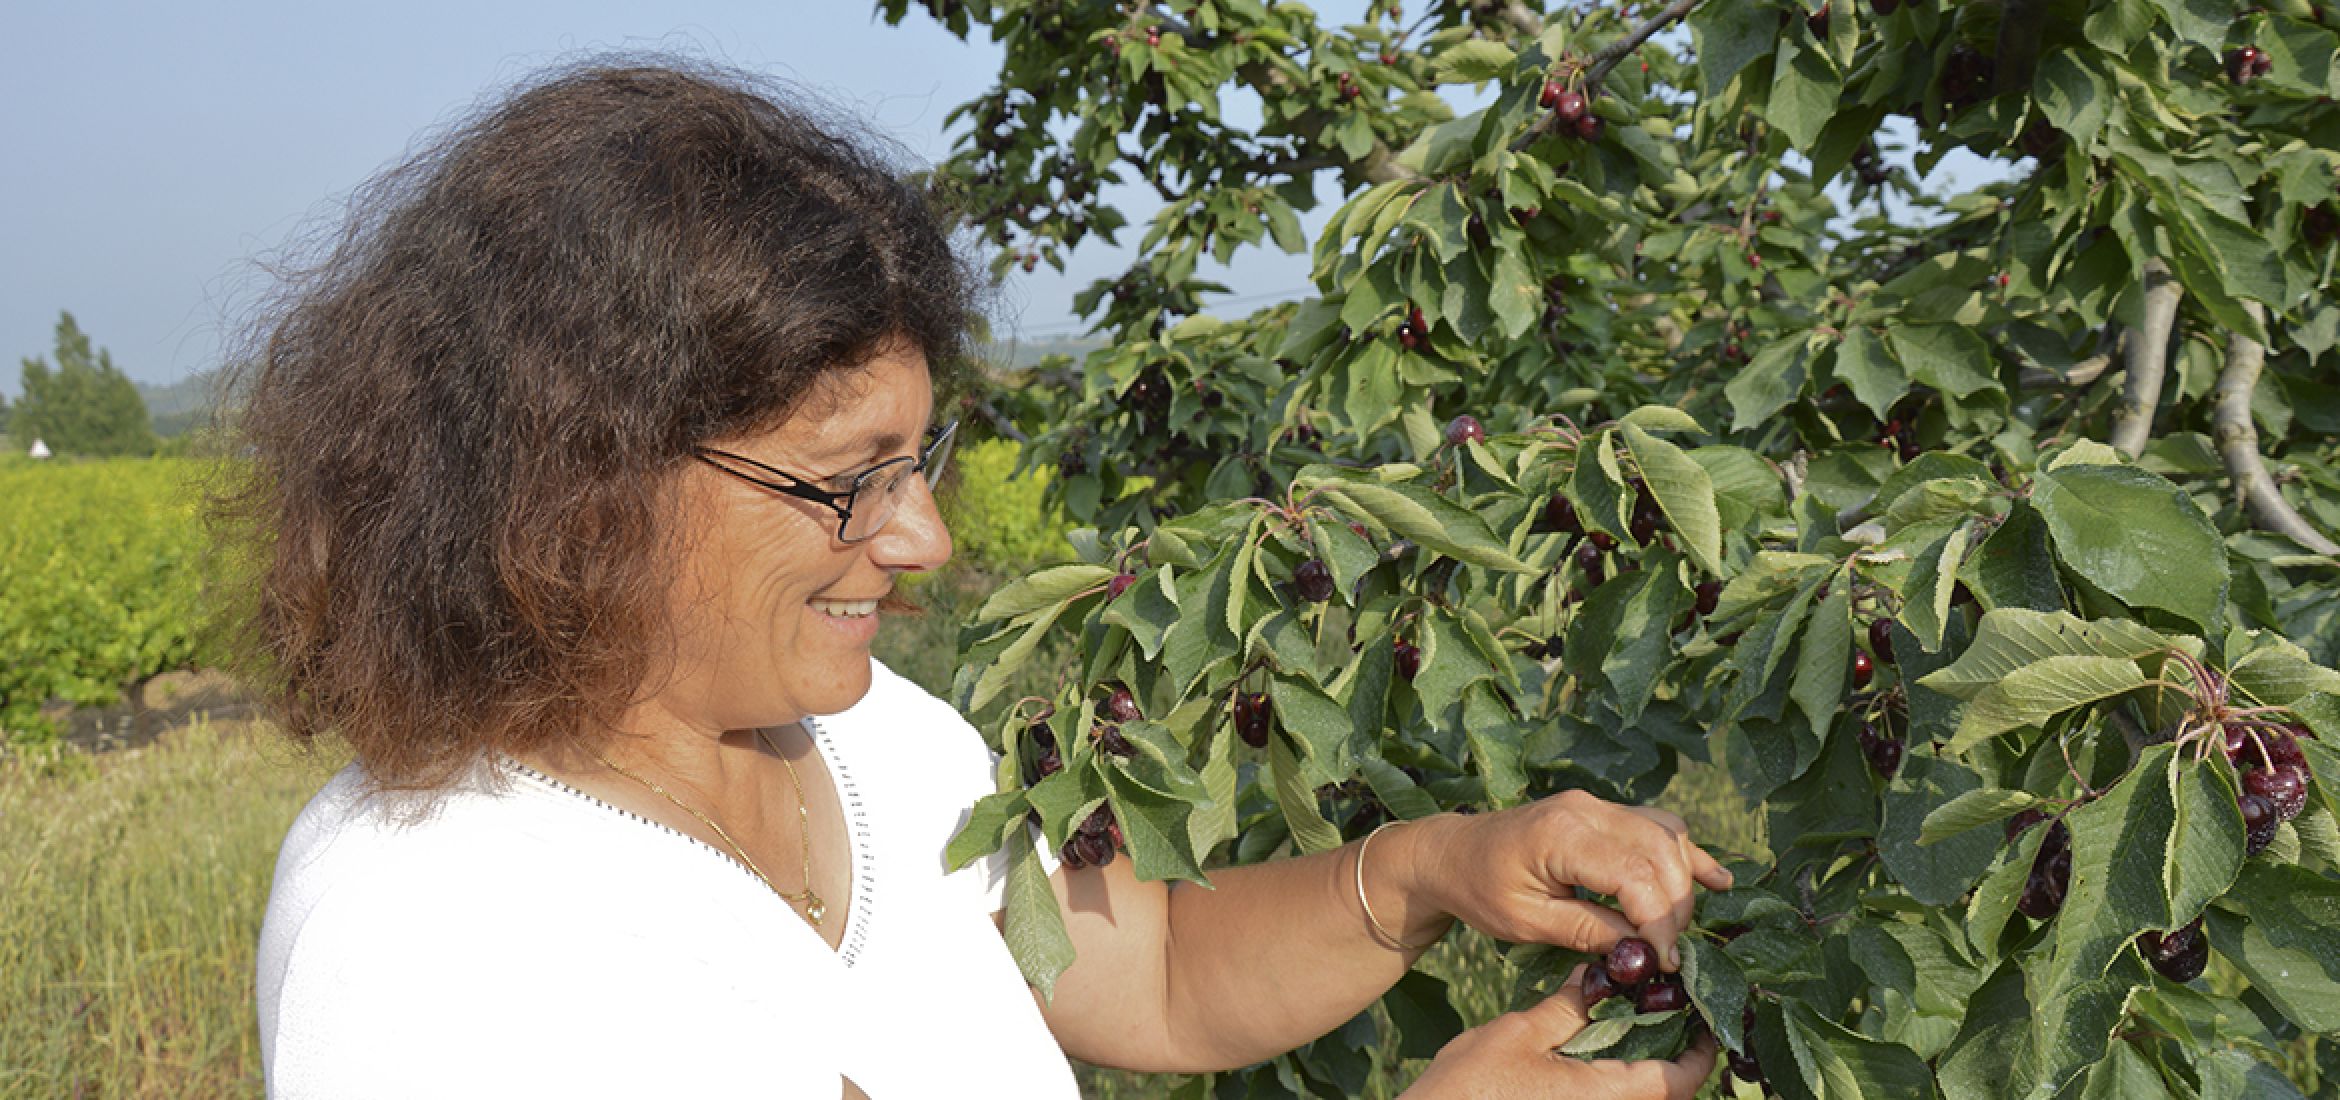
[1507,0,1701,153]
[2017,328,2125,390]
[2111,258,2180,460]
[2214,301,2340,556]
[1586,0,1701,89]
[1993,0,2049,95]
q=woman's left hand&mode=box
[1414,791,1734,970]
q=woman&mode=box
[233,61,1728,1098]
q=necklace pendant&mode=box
[804,896,827,925]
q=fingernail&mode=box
[1669,946,1681,968]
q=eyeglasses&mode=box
[692,420,958,543]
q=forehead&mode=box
[767,343,935,463]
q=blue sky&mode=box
[4,1,1330,396]
[1,3,1999,399]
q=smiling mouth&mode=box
[809,597,882,618]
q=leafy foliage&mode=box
[886,0,2340,1093]
[0,459,218,742]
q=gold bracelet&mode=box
[1356,819,1437,951]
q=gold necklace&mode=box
[584,728,825,926]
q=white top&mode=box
[256,660,1077,1098]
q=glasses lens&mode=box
[840,461,913,543]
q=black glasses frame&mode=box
[692,420,958,543]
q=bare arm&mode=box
[993,816,1457,1073]
[1002,794,1724,1075]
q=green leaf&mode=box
[1271,674,1356,768]
[1766,36,1843,152]
[2150,0,2230,48]
[1692,445,1786,531]
[1790,581,1852,744]
[1100,775,1210,883]
[945,788,1029,871]
[1488,248,1540,341]
[1921,610,2172,699]
[2045,746,2179,1000]
[1462,681,1528,807]
[1691,0,1778,93]
[1432,39,1515,83]
[1379,971,1466,1061]
[970,600,1072,713]
[1902,523,1972,654]
[2197,1049,2309,1100]
[1832,327,1908,420]
[1297,466,1530,571]
[1103,566,1181,660]
[2031,464,2229,632]
[2035,51,2112,148]
[1945,655,2148,754]
[1883,755,2004,906]
[1268,735,1343,853]
[2203,863,2340,1032]
[1002,825,1076,1000]
[978,564,1112,622]
[2077,1042,2173,1100]
[1618,405,1703,434]
[1619,422,1724,574]
[2165,756,2244,925]
[1358,755,1443,820]
[2024,952,2149,1098]
[1918,787,2041,846]
[1784,1001,1940,1099]
[1887,324,1998,398]
[1726,336,1808,431]
[1682,934,1752,1053]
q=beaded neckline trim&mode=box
[496,717,872,966]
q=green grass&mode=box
[0,721,340,1099]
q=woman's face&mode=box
[655,342,952,730]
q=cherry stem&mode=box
[2057,726,2100,798]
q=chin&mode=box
[800,654,876,718]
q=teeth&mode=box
[811,598,880,618]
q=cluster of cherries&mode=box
[2226,719,2317,855]
[1537,76,1601,140]
[2227,46,2275,85]
[1579,936,1690,1014]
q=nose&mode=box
[867,474,952,574]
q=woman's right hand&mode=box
[1401,967,1716,1099]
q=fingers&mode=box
[1662,1028,1721,1096]
[1628,806,1735,892]
[1542,899,1641,954]
[1513,966,1593,1043]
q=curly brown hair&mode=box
[213,60,980,795]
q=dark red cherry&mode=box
[1393,638,1422,681]
[1294,558,1336,603]
[2241,792,2279,856]
[1581,965,1620,1004]
[1868,618,1896,664]
[1107,572,1139,601]
[1852,650,1875,688]
[1104,687,1143,723]
[1637,975,1689,1013]
[1604,937,1657,987]
[2244,767,2309,822]
[1234,692,1273,748]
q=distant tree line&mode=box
[11,313,157,457]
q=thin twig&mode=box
[1585,0,1701,89]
